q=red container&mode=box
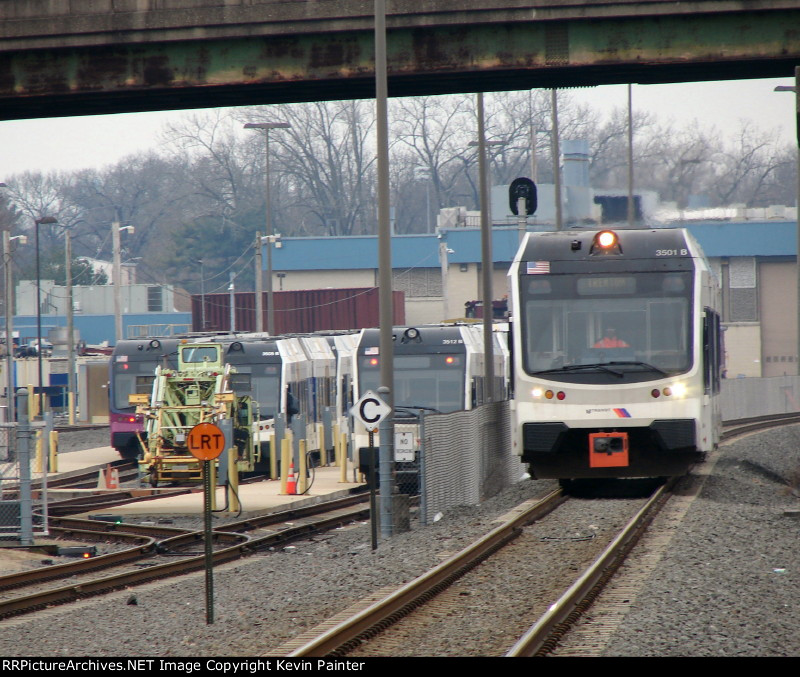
[192,288,405,334]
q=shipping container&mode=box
[192,288,405,334]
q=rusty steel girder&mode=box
[0,4,798,120]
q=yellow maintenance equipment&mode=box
[131,342,259,486]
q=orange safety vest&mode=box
[593,337,629,348]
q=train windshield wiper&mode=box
[535,363,625,378]
[606,361,668,375]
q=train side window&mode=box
[703,308,722,394]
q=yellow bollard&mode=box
[298,439,308,494]
[332,423,341,466]
[340,432,348,484]
[227,447,240,514]
[28,385,36,421]
[317,423,325,465]
[269,432,277,480]
[280,437,291,495]
[49,430,58,473]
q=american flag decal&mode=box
[526,261,550,274]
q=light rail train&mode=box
[349,323,508,489]
[507,228,723,482]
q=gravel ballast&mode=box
[0,425,798,657]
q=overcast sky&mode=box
[0,77,795,179]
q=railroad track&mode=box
[0,492,371,620]
[278,413,800,657]
[2,413,796,646]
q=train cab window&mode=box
[249,366,280,418]
[358,354,467,413]
[181,346,218,363]
[520,271,693,383]
[113,369,157,410]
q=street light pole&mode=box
[775,68,800,372]
[551,89,563,231]
[34,216,57,418]
[627,83,635,227]
[254,232,263,332]
[244,121,291,336]
[112,220,135,345]
[64,227,76,425]
[475,92,495,401]
[3,231,26,427]
[197,258,206,331]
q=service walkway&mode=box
[51,446,364,517]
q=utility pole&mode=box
[627,84,635,226]
[112,219,134,345]
[551,89,563,231]
[255,232,263,333]
[476,92,495,400]
[65,228,76,425]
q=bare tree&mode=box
[235,100,377,236]
[710,122,792,207]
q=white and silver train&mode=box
[349,323,508,486]
[508,228,723,481]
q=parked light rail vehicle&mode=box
[188,333,318,471]
[508,228,723,481]
[351,323,508,487]
[109,332,314,466]
[109,337,182,459]
[323,331,359,438]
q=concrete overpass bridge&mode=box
[0,0,798,120]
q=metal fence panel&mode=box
[420,401,525,523]
[0,422,49,543]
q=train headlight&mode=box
[591,229,622,255]
[597,231,616,248]
[671,383,687,398]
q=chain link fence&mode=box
[419,400,525,525]
[0,419,50,544]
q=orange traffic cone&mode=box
[285,461,297,495]
[106,466,120,490]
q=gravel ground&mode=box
[601,426,800,657]
[0,425,798,657]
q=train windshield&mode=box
[235,365,281,418]
[112,365,158,411]
[358,354,466,413]
[520,271,693,383]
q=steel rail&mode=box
[506,479,676,656]
[287,489,566,657]
[504,414,796,657]
[0,501,371,620]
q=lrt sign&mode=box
[351,390,391,432]
[187,422,226,461]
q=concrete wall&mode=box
[721,375,800,422]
